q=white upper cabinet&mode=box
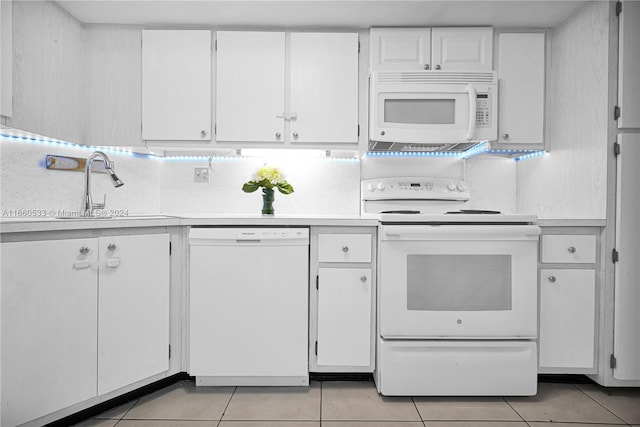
[216,31,286,143]
[142,30,212,141]
[290,33,359,144]
[431,27,493,71]
[216,31,359,145]
[370,28,432,71]
[370,27,492,71]
[618,0,640,128]
[496,32,545,148]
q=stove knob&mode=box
[447,182,457,191]
[366,183,375,192]
[376,182,386,191]
[457,183,467,192]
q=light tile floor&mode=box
[73,380,640,427]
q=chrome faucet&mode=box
[82,151,124,217]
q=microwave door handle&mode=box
[466,83,476,141]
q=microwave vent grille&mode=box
[376,71,496,85]
[368,141,478,152]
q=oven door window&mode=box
[407,254,512,311]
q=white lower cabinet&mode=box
[539,269,596,369]
[1,233,170,426]
[310,227,376,373]
[538,229,599,374]
[317,268,372,367]
[1,238,98,427]
[97,234,171,395]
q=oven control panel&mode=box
[361,177,470,201]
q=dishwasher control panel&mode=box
[189,227,309,245]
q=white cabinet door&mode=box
[97,234,170,395]
[142,30,211,141]
[618,1,640,128]
[614,134,640,380]
[497,33,545,146]
[1,239,98,427]
[539,269,596,369]
[431,27,493,71]
[216,31,286,142]
[317,268,372,367]
[370,28,431,71]
[290,33,358,144]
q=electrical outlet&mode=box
[194,167,210,183]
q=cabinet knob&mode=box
[548,276,557,283]
[424,64,430,70]
[293,132,299,139]
[568,246,577,253]
[435,64,442,70]
[360,275,367,283]
[503,133,510,139]
[275,132,281,139]
[380,131,386,136]
[342,246,349,253]
[107,243,117,251]
[79,246,90,255]
[201,130,207,137]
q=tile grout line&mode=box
[216,385,238,427]
[503,395,530,425]
[571,383,632,426]
[319,380,323,427]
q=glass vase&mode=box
[262,188,275,215]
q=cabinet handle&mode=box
[503,133,510,139]
[275,132,281,139]
[342,246,349,253]
[435,64,442,70]
[201,130,207,137]
[79,246,90,255]
[107,243,117,251]
[424,64,430,70]
[568,246,577,253]
[380,131,386,136]
[360,275,367,283]
[548,276,557,283]
[293,132,299,139]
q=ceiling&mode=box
[56,0,589,29]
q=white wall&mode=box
[7,0,85,144]
[516,1,609,219]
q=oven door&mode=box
[379,224,540,339]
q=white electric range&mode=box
[362,177,541,396]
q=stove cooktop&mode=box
[374,212,538,224]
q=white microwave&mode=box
[370,71,498,146]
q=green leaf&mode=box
[277,182,294,194]
[242,181,260,193]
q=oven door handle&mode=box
[381,225,541,241]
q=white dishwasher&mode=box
[189,227,310,386]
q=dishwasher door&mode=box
[189,227,310,386]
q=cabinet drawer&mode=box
[541,235,596,263]
[318,234,371,263]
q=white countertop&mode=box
[0,214,378,234]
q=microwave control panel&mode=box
[475,93,491,128]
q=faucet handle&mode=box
[92,194,106,210]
